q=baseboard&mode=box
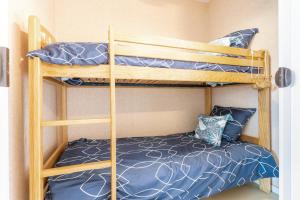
[253,180,279,195]
[272,185,279,195]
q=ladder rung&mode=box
[42,160,112,177]
[41,118,111,127]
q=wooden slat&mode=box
[40,25,56,48]
[240,135,259,145]
[205,87,212,115]
[42,118,110,127]
[115,45,265,68]
[43,184,49,199]
[258,87,272,193]
[61,86,68,144]
[41,64,266,84]
[115,32,265,58]
[43,143,65,169]
[56,85,68,145]
[44,77,65,86]
[41,63,110,78]
[109,26,117,200]
[258,48,272,193]
[113,66,265,83]
[42,160,112,177]
[264,50,271,78]
[28,15,44,200]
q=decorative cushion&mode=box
[211,106,256,141]
[194,114,233,146]
[224,28,259,49]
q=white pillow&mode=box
[199,37,232,56]
[209,37,233,46]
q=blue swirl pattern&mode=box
[46,133,278,200]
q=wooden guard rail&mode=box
[41,118,111,127]
[43,160,112,177]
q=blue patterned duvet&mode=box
[28,43,260,86]
[46,132,278,200]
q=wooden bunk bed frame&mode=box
[28,16,272,200]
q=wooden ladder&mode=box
[29,24,117,200]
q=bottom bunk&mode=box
[46,132,278,200]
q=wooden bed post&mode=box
[109,26,117,200]
[57,85,68,146]
[28,16,44,200]
[205,87,212,115]
[258,51,272,193]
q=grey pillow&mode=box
[194,114,233,146]
[211,106,256,141]
[224,28,259,49]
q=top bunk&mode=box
[27,16,271,88]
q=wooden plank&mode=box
[264,51,271,78]
[258,87,272,193]
[42,160,112,177]
[41,118,111,127]
[258,49,272,193]
[115,32,265,58]
[43,143,65,169]
[61,86,68,144]
[28,15,44,200]
[109,26,117,200]
[40,25,56,48]
[115,45,265,68]
[240,135,259,145]
[41,63,110,78]
[43,184,49,199]
[113,66,265,83]
[29,57,44,200]
[56,86,68,145]
[44,77,64,86]
[205,87,212,115]
[41,64,266,85]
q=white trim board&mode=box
[272,185,279,195]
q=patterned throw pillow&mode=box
[194,114,233,146]
[211,106,256,141]
[224,28,259,49]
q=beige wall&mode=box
[54,0,209,42]
[68,87,205,140]
[53,0,209,140]
[8,0,57,199]
[207,0,279,189]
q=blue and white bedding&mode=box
[46,132,278,200]
[27,43,260,86]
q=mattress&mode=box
[46,132,278,200]
[27,43,260,86]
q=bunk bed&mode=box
[27,16,278,200]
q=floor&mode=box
[207,184,278,200]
